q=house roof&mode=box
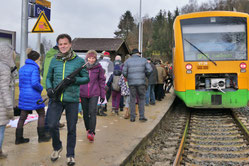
[72,38,128,52]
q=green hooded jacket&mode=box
[46,53,89,103]
[42,48,58,89]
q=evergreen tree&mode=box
[114,11,136,39]
[114,0,247,62]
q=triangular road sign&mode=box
[32,11,53,33]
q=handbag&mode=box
[14,106,21,116]
[13,106,33,116]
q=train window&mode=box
[181,17,247,62]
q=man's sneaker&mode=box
[139,117,148,122]
[50,147,63,161]
[130,118,135,122]
[67,157,75,166]
[87,133,95,142]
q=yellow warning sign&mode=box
[32,11,53,33]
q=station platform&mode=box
[0,91,175,166]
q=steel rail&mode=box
[231,111,249,142]
[172,110,191,166]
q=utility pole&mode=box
[138,0,143,56]
[20,0,29,67]
[37,33,41,53]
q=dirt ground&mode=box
[2,91,175,166]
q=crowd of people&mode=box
[0,33,173,166]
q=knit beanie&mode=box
[115,55,121,61]
[86,50,97,60]
[103,51,110,57]
[27,49,40,61]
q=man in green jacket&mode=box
[42,45,65,139]
[42,46,58,89]
[46,34,89,166]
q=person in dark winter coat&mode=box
[114,55,124,112]
[145,58,158,105]
[155,60,166,101]
[108,64,122,115]
[17,49,50,145]
[122,49,152,122]
[0,43,16,159]
[46,34,89,165]
[80,50,106,142]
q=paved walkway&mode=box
[0,91,175,166]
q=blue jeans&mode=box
[47,101,78,157]
[146,84,155,104]
[0,125,6,149]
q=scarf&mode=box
[86,61,99,69]
[56,48,74,61]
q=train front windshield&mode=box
[181,17,247,61]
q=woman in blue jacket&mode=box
[16,49,49,144]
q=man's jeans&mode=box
[129,85,146,119]
[146,84,155,105]
[0,125,6,149]
[47,101,78,157]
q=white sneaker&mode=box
[50,147,63,161]
[67,157,75,166]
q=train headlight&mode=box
[240,62,247,69]
[185,64,192,70]
[240,62,247,73]
[186,64,192,74]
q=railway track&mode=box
[174,109,249,166]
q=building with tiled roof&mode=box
[72,38,130,61]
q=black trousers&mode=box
[155,84,164,100]
[81,96,98,134]
[17,108,45,129]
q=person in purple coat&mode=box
[80,50,105,142]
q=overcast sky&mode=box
[0,0,207,52]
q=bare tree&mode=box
[41,36,53,54]
[40,37,53,64]
[181,0,199,14]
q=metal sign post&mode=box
[20,0,29,67]
[138,0,143,56]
